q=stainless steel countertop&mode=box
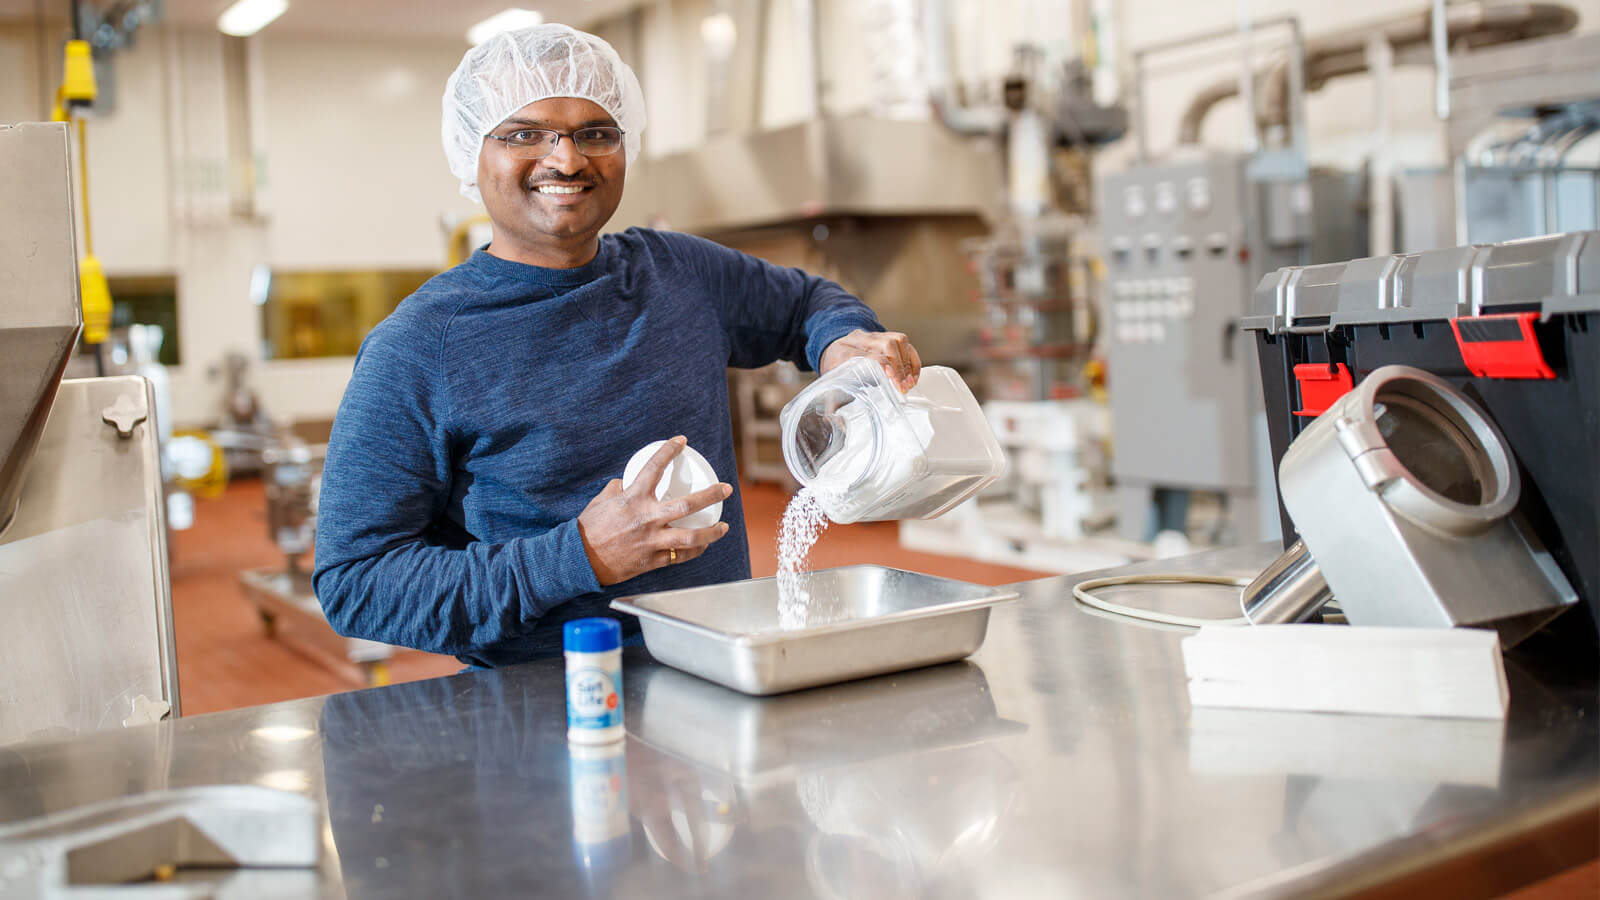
[1,544,1594,898]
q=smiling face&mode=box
[476,97,626,267]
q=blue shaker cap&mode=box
[564,617,622,653]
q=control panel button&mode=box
[1124,186,1146,219]
[1155,181,1177,214]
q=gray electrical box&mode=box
[1097,151,1363,542]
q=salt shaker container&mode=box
[565,617,624,745]
[779,357,1007,524]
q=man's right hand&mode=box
[576,436,733,587]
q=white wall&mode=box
[259,34,480,269]
[636,0,712,157]
[0,28,40,127]
[90,28,176,275]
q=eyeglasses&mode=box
[483,126,625,159]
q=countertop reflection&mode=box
[0,544,1593,898]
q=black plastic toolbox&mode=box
[1243,232,1598,643]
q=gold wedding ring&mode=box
[669,548,677,563]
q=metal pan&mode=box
[611,565,1016,695]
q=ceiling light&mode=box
[699,12,737,58]
[467,9,545,45]
[217,0,288,37]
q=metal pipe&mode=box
[922,0,1007,137]
[749,0,768,130]
[1176,2,1579,146]
[1134,14,1301,59]
[1130,16,1301,158]
[1237,0,1260,153]
[1241,539,1334,624]
[1088,0,1119,106]
[1286,17,1308,160]
[1134,48,1149,161]
[1432,0,1451,120]
[801,0,820,117]
[1368,34,1395,257]
[1132,48,1145,159]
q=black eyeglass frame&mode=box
[482,126,626,159]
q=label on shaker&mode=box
[566,667,622,731]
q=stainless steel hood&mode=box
[0,123,83,535]
[613,114,1004,235]
[0,121,179,743]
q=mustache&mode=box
[526,172,598,188]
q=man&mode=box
[313,24,922,667]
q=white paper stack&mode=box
[1182,625,1509,720]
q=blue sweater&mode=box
[313,227,882,667]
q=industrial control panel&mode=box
[1097,152,1363,542]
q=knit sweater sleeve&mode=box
[652,229,884,370]
[311,309,600,658]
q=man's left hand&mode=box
[819,330,922,392]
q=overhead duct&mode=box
[1176,1,1578,146]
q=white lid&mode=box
[622,441,723,529]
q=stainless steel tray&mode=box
[611,565,1016,695]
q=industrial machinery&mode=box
[1095,2,1571,543]
[1400,30,1599,251]
[730,363,806,491]
[1098,146,1365,543]
[966,216,1101,403]
[1243,365,1578,646]
[237,441,395,686]
[982,398,1114,541]
[1244,230,1600,646]
[904,4,1132,566]
[207,350,279,478]
[927,35,1125,402]
[0,122,178,745]
[615,1,1010,493]
[1099,16,1363,543]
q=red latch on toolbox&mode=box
[1293,363,1353,418]
[1451,313,1555,379]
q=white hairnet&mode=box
[442,23,646,203]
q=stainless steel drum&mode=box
[1249,365,1576,645]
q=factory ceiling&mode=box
[0,0,649,40]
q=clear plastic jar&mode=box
[779,357,1007,524]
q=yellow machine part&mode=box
[56,40,106,342]
[60,40,97,104]
[79,254,111,344]
[171,430,230,499]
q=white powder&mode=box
[774,400,935,629]
[776,487,842,630]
